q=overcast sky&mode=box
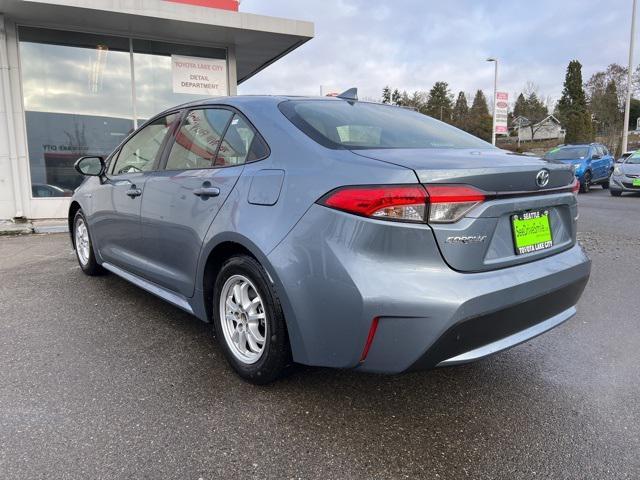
[238,0,636,105]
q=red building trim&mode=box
[165,0,239,11]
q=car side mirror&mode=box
[591,154,601,160]
[75,156,105,176]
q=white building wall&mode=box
[0,15,26,219]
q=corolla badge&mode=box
[446,235,487,244]
[536,169,550,187]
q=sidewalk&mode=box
[0,219,68,235]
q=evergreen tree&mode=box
[391,89,401,106]
[452,92,469,130]
[425,81,453,122]
[523,92,549,140]
[513,93,527,119]
[468,90,493,141]
[382,86,391,104]
[557,60,594,143]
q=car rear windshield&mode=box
[278,100,493,150]
[544,146,589,160]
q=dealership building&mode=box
[0,0,313,220]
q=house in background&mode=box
[511,115,565,141]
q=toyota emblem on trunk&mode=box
[536,169,550,187]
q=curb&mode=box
[0,221,69,236]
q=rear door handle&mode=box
[126,187,142,198]
[193,187,220,197]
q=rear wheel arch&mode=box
[200,235,306,363]
[203,240,258,322]
[201,236,281,319]
[68,201,82,247]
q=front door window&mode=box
[111,114,180,175]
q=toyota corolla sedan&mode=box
[70,93,591,384]
[610,150,640,196]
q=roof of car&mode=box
[147,95,393,125]
[171,94,353,109]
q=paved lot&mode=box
[1,188,639,479]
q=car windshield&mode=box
[626,151,640,164]
[278,100,493,150]
[543,146,589,160]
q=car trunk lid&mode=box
[352,148,578,272]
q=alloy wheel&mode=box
[219,274,267,364]
[75,218,90,266]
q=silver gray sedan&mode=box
[610,151,640,196]
[69,93,591,384]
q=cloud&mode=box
[238,0,635,105]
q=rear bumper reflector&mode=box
[359,317,380,362]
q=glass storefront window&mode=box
[133,39,225,120]
[18,27,227,197]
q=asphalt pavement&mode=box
[1,188,638,479]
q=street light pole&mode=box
[487,57,498,146]
[622,0,637,153]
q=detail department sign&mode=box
[171,55,228,96]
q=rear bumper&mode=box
[437,309,575,366]
[413,276,587,370]
[268,204,591,373]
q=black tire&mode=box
[580,171,592,193]
[610,190,622,197]
[212,255,291,384]
[73,210,105,276]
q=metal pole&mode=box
[491,59,498,146]
[129,38,138,130]
[622,0,637,153]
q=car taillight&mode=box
[571,177,580,196]
[319,184,486,224]
[319,185,428,222]
[423,185,486,223]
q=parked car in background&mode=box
[610,150,640,196]
[69,94,590,384]
[31,183,73,197]
[543,143,614,192]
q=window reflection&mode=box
[166,109,232,170]
[133,39,225,119]
[18,27,227,197]
[112,114,180,175]
[19,28,134,196]
[216,114,256,166]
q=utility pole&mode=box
[622,0,637,153]
[487,57,498,146]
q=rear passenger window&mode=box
[165,109,233,170]
[215,114,256,166]
[247,135,269,162]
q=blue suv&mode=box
[543,144,614,192]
